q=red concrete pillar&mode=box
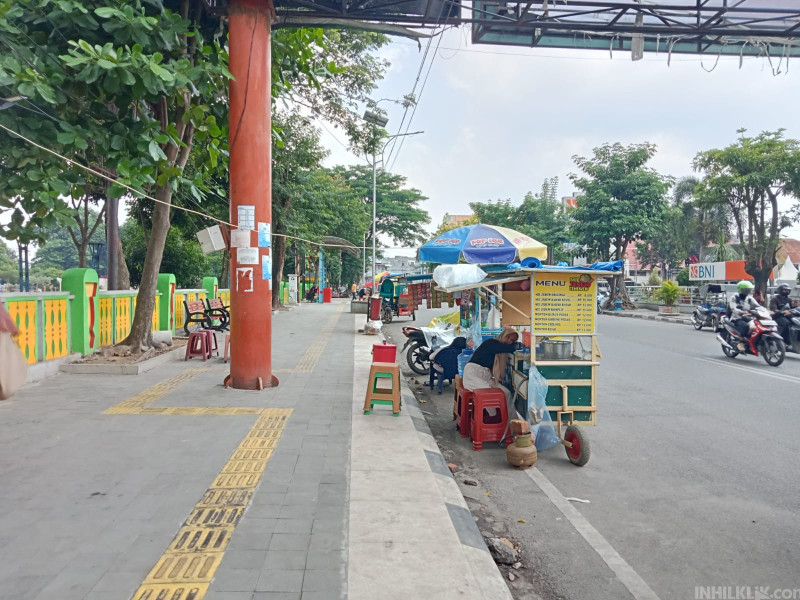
[228,0,273,389]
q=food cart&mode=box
[436,265,616,466]
[379,275,416,324]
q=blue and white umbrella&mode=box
[418,224,547,264]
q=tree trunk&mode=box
[117,232,130,290]
[107,196,119,290]
[271,235,287,307]
[605,240,636,310]
[220,249,230,289]
[77,241,88,268]
[120,184,172,353]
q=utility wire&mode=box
[0,121,379,253]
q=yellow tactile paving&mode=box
[104,368,209,414]
[294,302,345,372]
[128,410,290,600]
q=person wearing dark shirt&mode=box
[769,283,796,348]
[462,328,518,403]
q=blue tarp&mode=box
[513,258,623,272]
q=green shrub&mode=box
[656,280,681,306]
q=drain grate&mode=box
[167,526,235,553]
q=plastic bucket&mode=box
[372,342,397,363]
[323,287,332,303]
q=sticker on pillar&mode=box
[237,205,255,231]
[258,222,271,248]
[236,267,254,293]
[262,255,272,289]
[237,247,259,265]
[231,229,251,248]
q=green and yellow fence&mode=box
[1,268,233,366]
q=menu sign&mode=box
[532,272,595,334]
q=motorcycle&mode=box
[692,303,724,331]
[776,306,800,354]
[597,291,608,314]
[401,326,432,375]
[716,306,786,367]
[692,284,726,331]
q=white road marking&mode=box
[698,357,800,384]
[526,467,662,600]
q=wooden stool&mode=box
[452,375,463,420]
[223,333,231,363]
[363,362,401,416]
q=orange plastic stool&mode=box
[363,362,401,416]
[470,388,510,451]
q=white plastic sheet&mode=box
[432,264,487,289]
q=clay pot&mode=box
[507,435,537,469]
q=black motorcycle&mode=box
[400,326,431,375]
[779,306,800,354]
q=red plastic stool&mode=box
[455,387,474,438]
[202,329,219,358]
[470,388,510,451]
[185,331,209,361]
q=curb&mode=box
[601,310,693,326]
[59,345,185,375]
[397,370,515,600]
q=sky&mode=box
[317,26,800,257]
[4,25,800,260]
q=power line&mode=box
[0,122,379,253]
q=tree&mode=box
[570,142,672,308]
[694,130,800,295]
[121,219,218,289]
[34,216,106,274]
[470,179,571,264]
[635,206,687,279]
[332,165,430,247]
[0,245,18,285]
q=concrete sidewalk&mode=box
[601,308,694,326]
[0,299,511,600]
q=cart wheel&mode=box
[564,425,590,467]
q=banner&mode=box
[532,272,595,335]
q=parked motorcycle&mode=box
[716,306,786,367]
[401,326,431,375]
[597,292,608,314]
[692,303,724,331]
[692,284,726,331]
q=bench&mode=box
[205,297,230,332]
[183,300,212,336]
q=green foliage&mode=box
[676,267,690,287]
[656,280,681,306]
[469,178,571,264]
[0,0,234,244]
[0,244,18,284]
[121,220,216,289]
[34,218,106,274]
[331,165,430,246]
[646,270,662,287]
[694,130,800,293]
[570,143,672,262]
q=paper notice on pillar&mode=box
[237,247,259,265]
[236,267,253,293]
[231,229,251,248]
[261,255,272,289]
[237,205,255,231]
[257,222,271,248]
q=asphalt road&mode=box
[383,310,800,600]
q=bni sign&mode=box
[689,262,726,281]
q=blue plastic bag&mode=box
[528,367,560,451]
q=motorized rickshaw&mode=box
[379,276,415,324]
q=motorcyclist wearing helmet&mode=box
[729,281,761,351]
[769,283,796,348]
